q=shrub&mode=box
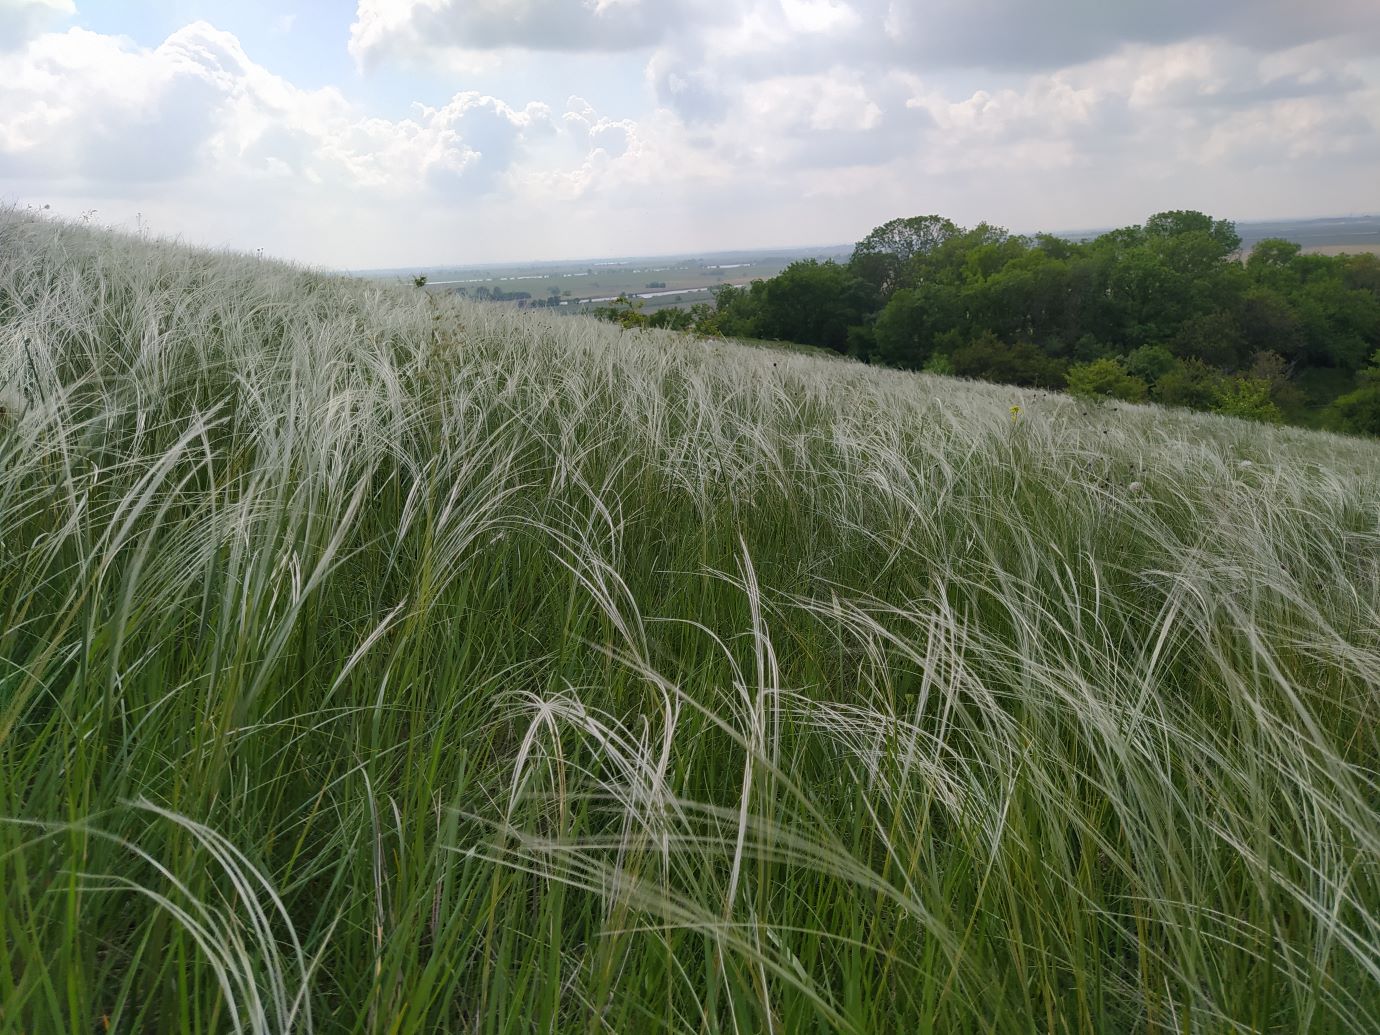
[1153,358,1226,409]
[950,333,1067,387]
[1122,344,1177,383]
[1213,377,1283,423]
[1065,358,1149,402]
[1327,351,1380,435]
[1328,384,1380,436]
[923,352,954,375]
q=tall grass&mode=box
[2,208,1378,1033]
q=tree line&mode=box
[595,211,1380,435]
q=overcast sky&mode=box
[1,0,1377,268]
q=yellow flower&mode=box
[1009,405,1022,422]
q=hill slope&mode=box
[2,211,1379,1034]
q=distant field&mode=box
[1235,214,1380,253]
[1304,243,1380,257]
[366,245,852,312]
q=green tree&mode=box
[758,260,871,352]
[709,281,767,338]
[849,215,960,299]
[872,283,963,368]
[1247,238,1303,275]
[1144,210,1242,256]
[1171,310,1248,368]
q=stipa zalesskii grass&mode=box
[2,207,1379,1033]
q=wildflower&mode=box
[1009,405,1022,422]
[1128,481,1144,493]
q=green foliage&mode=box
[873,284,956,368]
[412,273,427,288]
[647,306,693,331]
[1213,377,1283,423]
[848,214,959,298]
[1144,209,1243,255]
[1328,350,1380,434]
[1154,358,1227,409]
[1329,384,1380,435]
[1122,344,1178,383]
[757,259,871,352]
[1065,357,1149,401]
[1247,238,1303,272]
[708,280,767,338]
[1239,287,1303,360]
[592,294,649,328]
[922,351,953,375]
[951,332,1067,387]
[1172,310,1248,367]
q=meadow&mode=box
[2,210,1379,1033]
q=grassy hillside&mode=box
[2,211,1379,1034]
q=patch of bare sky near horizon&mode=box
[0,0,1377,267]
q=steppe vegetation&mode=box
[2,211,1379,1033]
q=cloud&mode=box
[0,0,73,51]
[350,0,683,67]
[0,17,669,262]
[876,0,1379,72]
[893,39,1380,184]
[347,0,1378,187]
[0,22,572,197]
[352,0,1380,74]
[0,25,238,181]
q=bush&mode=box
[923,352,954,375]
[648,308,693,331]
[950,333,1067,387]
[592,295,648,328]
[1328,384,1380,436]
[1153,359,1226,410]
[1122,344,1177,383]
[1327,352,1380,435]
[1213,377,1283,423]
[1065,358,1149,402]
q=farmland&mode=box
[2,211,1379,1033]
[363,245,853,313]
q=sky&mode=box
[0,0,1377,269]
